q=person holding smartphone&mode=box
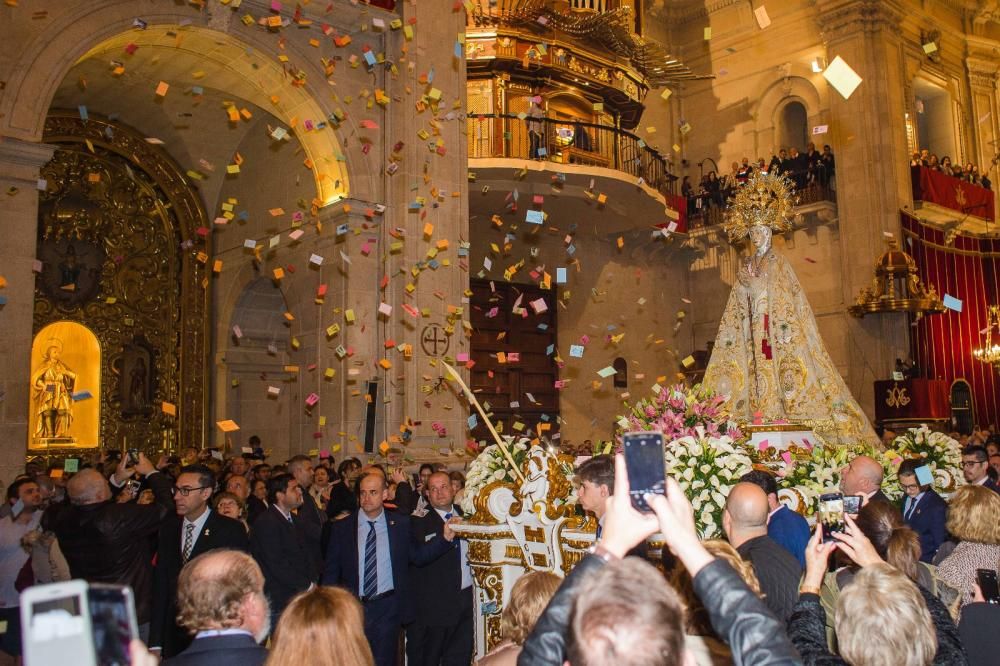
[0,478,44,659]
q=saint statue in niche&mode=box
[703,170,878,446]
[31,337,77,439]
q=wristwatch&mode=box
[588,543,619,563]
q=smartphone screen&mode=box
[819,493,845,542]
[87,585,136,666]
[622,432,666,512]
[23,582,94,666]
[977,569,1000,604]
[843,495,862,516]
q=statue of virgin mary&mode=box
[703,170,878,447]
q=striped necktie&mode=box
[363,521,378,597]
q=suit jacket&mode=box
[322,509,452,624]
[409,506,468,625]
[249,506,315,616]
[737,535,803,623]
[767,505,810,568]
[901,490,948,563]
[42,471,174,624]
[983,477,1000,494]
[294,491,323,580]
[246,496,267,525]
[162,633,266,666]
[150,510,250,656]
[868,489,892,506]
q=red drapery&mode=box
[665,193,688,234]
[911,165,995,221]
[903,212,1000,427]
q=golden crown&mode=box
[723,169,797,241]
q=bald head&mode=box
[723,483,769,546]
[177,549,267,636]
[67,468,110,506]
[840,455,884,496]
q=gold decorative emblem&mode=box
[955,184,967,208]
[885,384,911,408]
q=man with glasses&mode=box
[150,464,249,658]
[897,458,947,562]
[961,445,1000,493]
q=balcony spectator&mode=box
[805,142,821,183]
[788,147,808,188]
[928,154,940,170]
[705,171,723,208]
[721,163,740,200]
[768,151,782,175]
[911,151,923,167]
[820,144,835,186]
[775,148,789,175]
[756,157,767,173]
[939,155,954,175]
[736,158,751,184]
[527,98,545,160]
[920,148,930,165]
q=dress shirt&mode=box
[195,628,253,639]
[181,508,212,556]
[275,505,294,523]
[434,506,472,589]
[904,492,925,519]
[356,510,394,596]
[0,512,41,607]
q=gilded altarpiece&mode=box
[32,112,210,453]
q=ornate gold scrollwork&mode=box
[886,385,911,408]
[35,112,210,454]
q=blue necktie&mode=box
[363,521,378,597]
[596,523,603,540]
[444,512,453,521]
[905,498,915,520]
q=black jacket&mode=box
[249,505,315,616]
[959,602,1000,666]
[162,633,267,666]
[788,587,966,665]
[737,534,803,622]
[43,471,174,624]
[294,491,324,578]
[517,556,801,666]
[246,496,267,525]
[409,506,469,625]
[150,510,250,656]
[324,479,358,519]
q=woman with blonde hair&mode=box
[266,587,373,666]
[670,540,762,666]
[936,485,1000,610]
[477,570,562,666]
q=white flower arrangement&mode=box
[664,430,754,538]
[460,437,531,514]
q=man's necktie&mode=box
[596,523,603,540]
[444,512,453,521]
[363,521,378,597]
[182,522,195,562]
[905,498,915,520]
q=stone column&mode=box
[382,2,470,460]
[815,0,912,417]
[966,58,999,220]
[0,138,55,484]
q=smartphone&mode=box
[123,480,141,495]
[818,493,845,543]
[977,568,1000,604]
[126,449,139,466]
[622,431,666,512]
[21,581,138,666]
[843,495,862,516]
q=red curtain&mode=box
[912,166,995,221]
[903,212,1000,427]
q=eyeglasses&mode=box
[961,460,987,468]
[171,485,211,497]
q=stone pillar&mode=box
[382,2,470,460]
[816,0,911,417]
[966,59,999,221]
[0,138,55,484]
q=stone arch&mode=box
[752,76,824,155]
[229,277,291,349]
[0,7,368,205]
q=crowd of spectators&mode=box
[0,434,997,666]
[910,148,993,190]
[684,143,836,227]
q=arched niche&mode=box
[779,101,809,152]
[950,378,974,435]
[752,76,824,155]
[912,76,958,161]
[229,277,292,349]
[29,321,101,450]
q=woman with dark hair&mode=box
[940,156,953,176]
[324,457,362,521]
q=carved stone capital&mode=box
[967,58,999,90]
[815,0,906,42]
[0,137,56,169]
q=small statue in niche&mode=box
[32,338,77,439]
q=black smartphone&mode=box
[843,495,862,516]
[977,568,1000,604]
[126,449,139,466]
[87,584,138,665]
[622,431,666,512]
[818,492,845,543]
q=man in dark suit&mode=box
[43,453,172,629]
[163,549,269,666]
[249,473,315,628]
[740,470,810,567]
[897,459,947,562]
[406,472,473,666]
[962,444,1000,493]
[723,483,802,622]
[323,473,455,666]
[840,454,891,506]
[151,464,249,657]
[287,454,323,574]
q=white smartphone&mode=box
[21,580,138,666]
